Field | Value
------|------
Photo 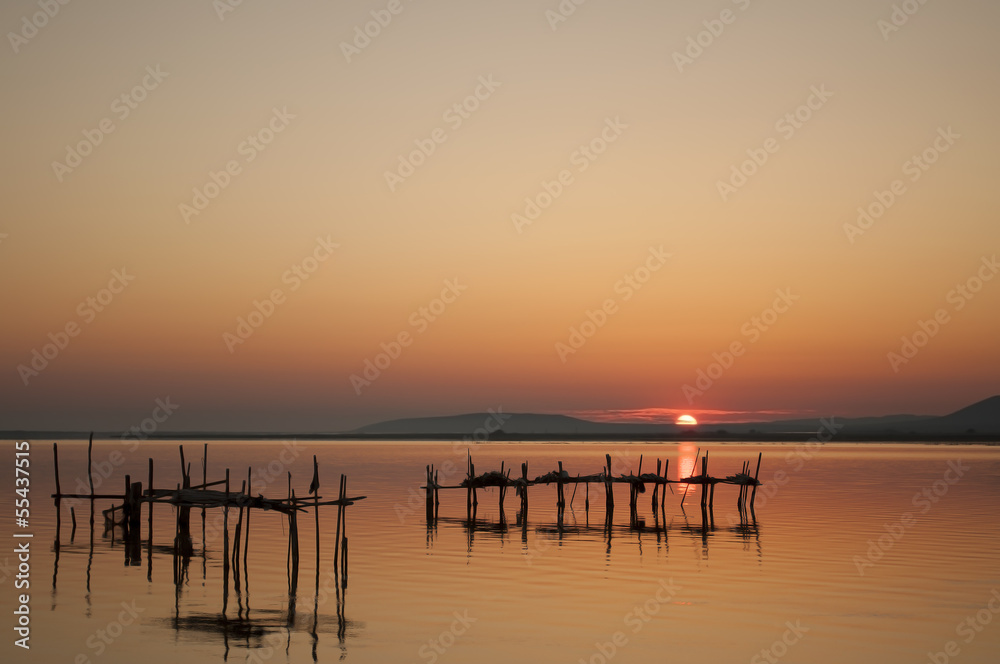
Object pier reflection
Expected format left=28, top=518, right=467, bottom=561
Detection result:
left=49, top=443, right=361, bottom=662
left=426, top=498, right=761, bottom=561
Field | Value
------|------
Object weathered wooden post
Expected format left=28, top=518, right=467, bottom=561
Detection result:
left=749, top=452, right=762, bottom=511
left=604, top=453, right=614, bottom=512
left=652, top=459, right=661, bottom=511
left=333, top=475, right=342, bottom=583
left=661, top=459, right=669, bottom=511
left=556, top=461, right=565, bottom=509
left=129, top=482, right=142, bottom=533
left=233, top=480, right=245, bottom=574
left=700, top=455, right=708, bottom=509
left=738, top=461, right=749, bottom=510
left=471, top=458, right=478, bottom=510
left=425, top=464, right=434, bottom=523
left=201, top=444, right=208, bottom=545
left=52, top=442, right=61, bottom=496
left=52, top=443, right=62, bottom=547
left=499, top=461, right=506, bottom=511
left=434, top=467, right=440, bottom=520
left=147, top=458, right=154, bottom=582
left=223, top=468, right=230, bottom=589
left=87, top=433, right=95, bottom=497
left=466, top=453, right=472, bottom=518
left=245, top=466, right=252, bottom=573
left=172, top=482, right=181, bottom=584
left=123, top=474, right=132, bottom=540
left=128, top=481, right=142, bottom=566
left=289, top=489, right=300, bottom=595
left=340, top=475, right=349, bottom=588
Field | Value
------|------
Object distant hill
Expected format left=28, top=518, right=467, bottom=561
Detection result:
left=916, top=395, right=1000, bottom=434
left=5, top=396, right=997, bottom=442
left=354, top=412, right=682, bottom=436
left=354, top=396, right=1000, bottom=438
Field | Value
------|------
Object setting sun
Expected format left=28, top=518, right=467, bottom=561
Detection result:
left=676, top=414, right=698, bottom=426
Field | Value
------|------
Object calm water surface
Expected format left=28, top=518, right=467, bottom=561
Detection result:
left=1, top=440, right=998, bottom=663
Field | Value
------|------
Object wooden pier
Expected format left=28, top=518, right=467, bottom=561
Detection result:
left=422, top=450, right=763, bottom=524
left=49, top=436, right=364, bottom=653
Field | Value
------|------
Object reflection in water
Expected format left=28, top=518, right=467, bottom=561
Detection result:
left=49, top=474, right=358, bottom=662
left=426, top=447, right=763, bottom=562
left=678, top=442, right=698, bottom=496
left=26, top=441, right=1000, bottom=664
left=427, top=495, right=761, bottom=561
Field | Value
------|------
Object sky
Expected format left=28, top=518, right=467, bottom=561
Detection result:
left=1, top=0, right=998, bottom=432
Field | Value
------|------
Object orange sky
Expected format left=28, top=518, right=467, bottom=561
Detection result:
left=1, top=1, right=998, bottom=431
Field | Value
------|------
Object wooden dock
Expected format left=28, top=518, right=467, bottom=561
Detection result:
left=49, top=436, right=364, bottom=641
left=422, top=450, right=763, bottom=524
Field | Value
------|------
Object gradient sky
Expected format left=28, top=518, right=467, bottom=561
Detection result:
left=2, top=0, right=998, bottom=432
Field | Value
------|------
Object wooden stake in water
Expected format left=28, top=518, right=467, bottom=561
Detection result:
left=312, top=456, right=320, bottom=577
left=605, top=453, right=614, bottom=511
left=244, top=466, right=251, bottom=575
left=223, top=469, right=230, bottom=594
left=53, top=442, right=61, bottom=496
left=750, top=452, right=762, bottom=511
left=340, top=475, right=349, bottom=587
left=652, top=459, right=661, bottom=511
left=179, top=445, right=187, bottom=486
left=87, top=433, right=94, bottom=497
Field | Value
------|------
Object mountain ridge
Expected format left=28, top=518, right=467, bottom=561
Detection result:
left=354, top=395, right=1000, bottom=436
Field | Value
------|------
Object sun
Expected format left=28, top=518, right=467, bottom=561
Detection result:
left=676, top=414, right=698, bottom=426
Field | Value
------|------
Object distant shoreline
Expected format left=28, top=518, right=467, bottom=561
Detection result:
left=3, top=431, right=998, bottom=444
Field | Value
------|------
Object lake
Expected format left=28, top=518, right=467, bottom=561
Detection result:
left=2, top=439, right=999, bottom=663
